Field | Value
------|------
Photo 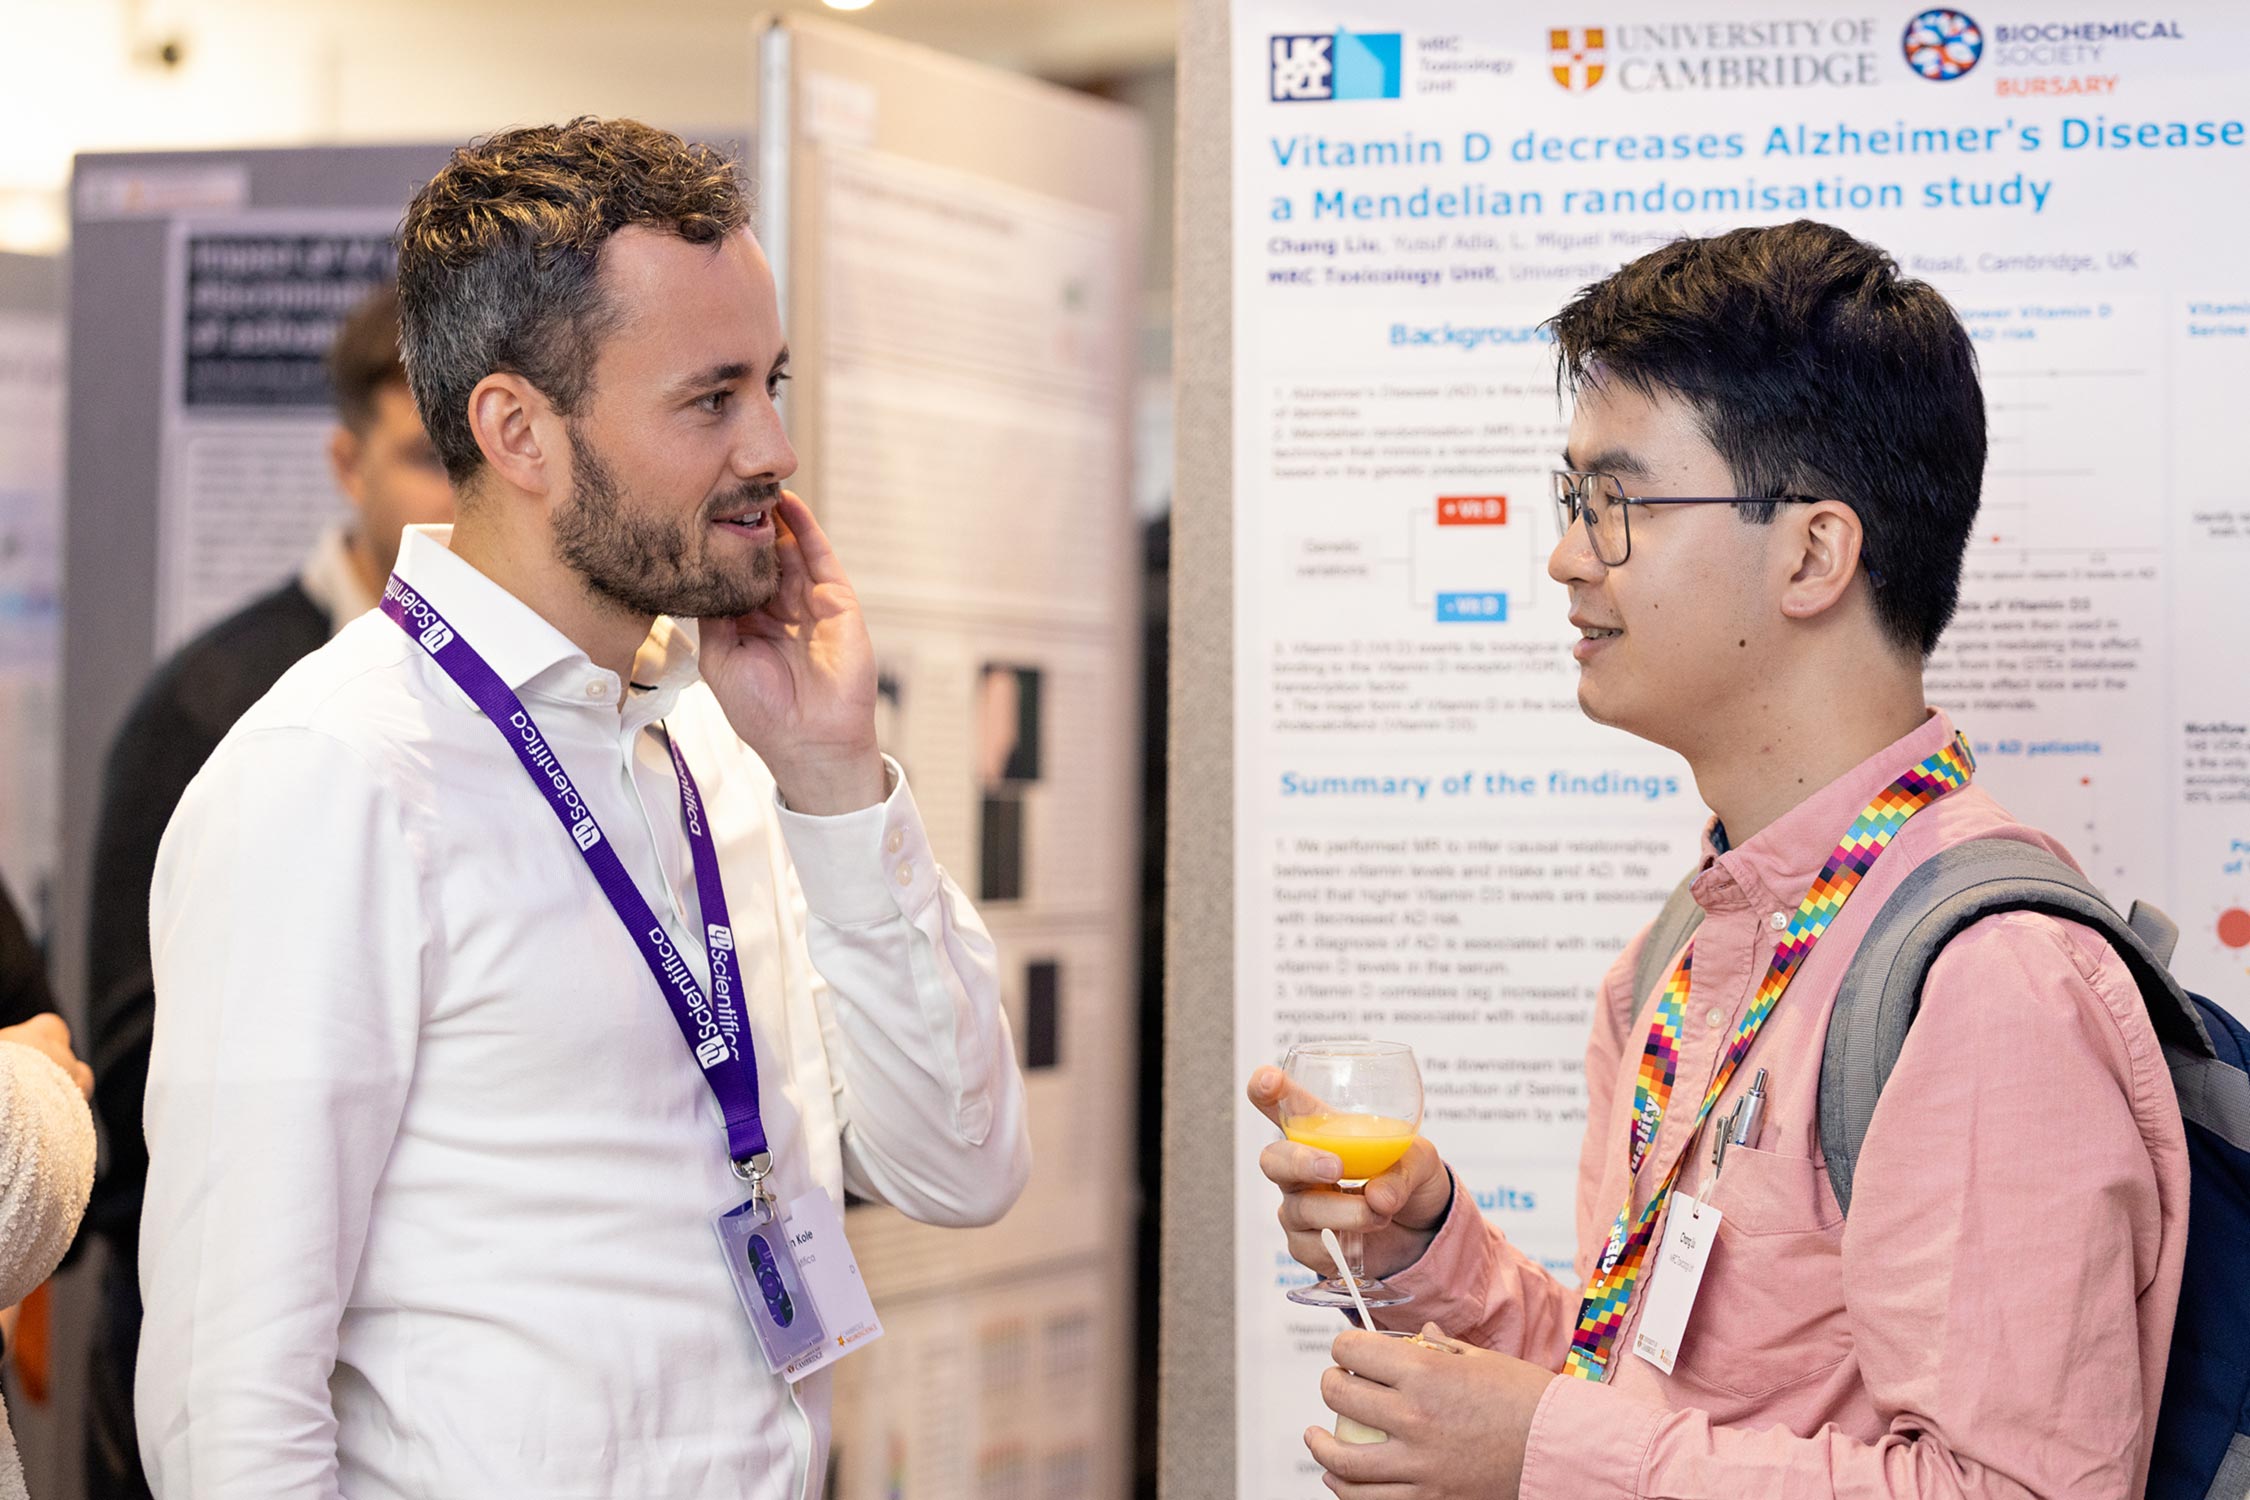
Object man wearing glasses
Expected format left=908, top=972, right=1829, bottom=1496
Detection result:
left=1254, top=219, right=2186, bottom=1498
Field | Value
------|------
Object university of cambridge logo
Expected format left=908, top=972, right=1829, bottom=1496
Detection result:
left=1549, top=27, right=1606, bottom=90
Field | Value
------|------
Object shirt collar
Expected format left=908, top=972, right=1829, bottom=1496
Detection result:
left=1692, top=707, right=1962, bottom=916
left=390, top=525, right=703, bottom=718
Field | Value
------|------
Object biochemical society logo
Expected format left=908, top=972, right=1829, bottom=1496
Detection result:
left=1903, top=9, right=1984, bottom=78
left=1900, top=9, right=2187, bottom=95
left=1539, top=13, right=2182, bottom=96
left=1270, top=31, right=1403, bottom=101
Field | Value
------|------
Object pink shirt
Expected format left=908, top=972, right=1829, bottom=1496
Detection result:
left=1386, top=711, right=2189, bottom=1498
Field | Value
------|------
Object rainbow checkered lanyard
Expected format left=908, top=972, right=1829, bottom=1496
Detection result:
left=1564, top=734, right=1976, bottom=1381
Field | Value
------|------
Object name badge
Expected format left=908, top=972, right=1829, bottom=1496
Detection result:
left=712, top=1187, right=883, bottom=1383
left=1630, top=1191, right=1721, bottom=1376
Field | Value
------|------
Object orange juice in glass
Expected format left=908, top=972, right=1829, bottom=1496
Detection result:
left=1277, top=1040, right=1423, bottom=1309
left=1282, top=1112, right=1419, bottom=1182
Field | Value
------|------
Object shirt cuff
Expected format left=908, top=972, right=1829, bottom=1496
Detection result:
left=1384, top=1170, right=1473, bottom=1300
left=1517, top=1370, right=1664, bottom=1500
left=774, top=756, right=939, bottom=927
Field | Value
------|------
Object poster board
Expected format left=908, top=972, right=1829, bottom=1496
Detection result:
left=755, top=18, right=1148, bottom=1500
left=1169, top=0, right=2250, bottom=1493
left=57, top=143, right=453, bottom=1038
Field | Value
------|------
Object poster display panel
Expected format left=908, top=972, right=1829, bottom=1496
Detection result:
left=1229, top=2, right=2250, bottom=1489
left=761, top=21, right=1147, bottom=1499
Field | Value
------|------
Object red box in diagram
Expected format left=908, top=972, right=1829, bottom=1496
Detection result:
left=1437, top=495, right=1507, bottom=526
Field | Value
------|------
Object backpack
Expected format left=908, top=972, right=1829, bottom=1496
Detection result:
left=1633, top=838, right=2250, bottom=1500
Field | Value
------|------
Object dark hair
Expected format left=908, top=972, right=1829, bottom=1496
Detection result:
left=1548, top=220, right=1984, bottom=656
left=395, top=117, right=749, bottom=485
left=326, top=282, right=406, bottom=434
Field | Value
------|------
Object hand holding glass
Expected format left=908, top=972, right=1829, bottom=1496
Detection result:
left=1277, top=1039, right=1423, bottom=1310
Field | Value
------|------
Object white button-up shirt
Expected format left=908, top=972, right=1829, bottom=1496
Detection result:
left=138, top=526, right=1030, bottom=1500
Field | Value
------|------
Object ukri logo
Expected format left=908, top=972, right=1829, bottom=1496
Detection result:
left=1270, top=31, right=1403, bottom=101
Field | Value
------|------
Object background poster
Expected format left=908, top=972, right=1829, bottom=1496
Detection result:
left=1229, top=2, right=2250, bottom=1490
left=0, top=309, right=64, bottom=923
left=157, top=213, right=397, bottom=652
left=820, top=144, right=1137, bottom=1498
left=775, top=32, right=1148, bottom=1486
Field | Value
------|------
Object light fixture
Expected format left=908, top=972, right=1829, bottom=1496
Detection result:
left=822, top=0, right=875, bottom=10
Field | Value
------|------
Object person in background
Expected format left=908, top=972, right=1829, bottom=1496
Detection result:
left=80, top=283, right=453, bottom=1500
left=136, top=118, right=1029, bottom=1499
left=0, top=879, right=54, bottom=1032
left=0, top=1000, right=96, bottom=1500
left=0, top=875, right=74, bottom=1398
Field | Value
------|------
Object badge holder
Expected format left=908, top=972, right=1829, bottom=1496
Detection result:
left=712, top=1153, right=830, bottom=1378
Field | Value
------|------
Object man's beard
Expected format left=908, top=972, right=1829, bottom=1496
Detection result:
left=553, top=424, right=780, bottom=620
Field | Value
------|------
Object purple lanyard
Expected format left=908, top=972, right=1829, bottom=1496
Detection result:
left=380, top=574, right=769, bottom=1177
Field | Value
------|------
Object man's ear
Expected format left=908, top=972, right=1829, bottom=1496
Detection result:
left=326, top=425, right=365, bottom=508
left=465, top=373, right=560, bottom=497
left=1777, top=500, right=1866, bottom=623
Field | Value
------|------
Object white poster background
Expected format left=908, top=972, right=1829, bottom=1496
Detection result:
left=1230, top=3, right=2250, bottom=1491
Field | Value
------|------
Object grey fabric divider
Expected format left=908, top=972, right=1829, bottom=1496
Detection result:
left=1159, top=0, right=1237, bottom=1495
left=0, top=252, right=62, bottom=314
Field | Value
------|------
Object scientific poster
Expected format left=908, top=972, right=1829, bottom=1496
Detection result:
left=811, top=141, right=1143, bottom=1500
left=156, top=213, right=398, bottom=652
left=1230, top=3, right=2250, bottom=1490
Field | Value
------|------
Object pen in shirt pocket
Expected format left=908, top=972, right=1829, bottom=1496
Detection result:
left=1709, top=1067, right=1769, bottom=1179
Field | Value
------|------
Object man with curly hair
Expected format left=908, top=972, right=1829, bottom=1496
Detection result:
left=137, top=118, right=1031, bottom=1500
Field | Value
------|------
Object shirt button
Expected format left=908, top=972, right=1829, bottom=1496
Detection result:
left=1769, top=911, right=1788, bottom=931
left=586, top=680, right=609, bottom=700
left=895, top=861, right=914, bottom=887
left=1704, top=1006, right=1727, bottom=1029
left=886, top=830, right=905, bottom=856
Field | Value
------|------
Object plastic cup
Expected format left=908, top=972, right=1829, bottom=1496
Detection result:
left=1330, top=1329, right=1446, bottom=1445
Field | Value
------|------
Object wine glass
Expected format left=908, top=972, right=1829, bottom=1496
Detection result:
left=1277, top=1039, right=1423, bottom=1310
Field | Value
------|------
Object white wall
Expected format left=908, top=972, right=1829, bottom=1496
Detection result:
left=0, top=0, right=1176, bottom=254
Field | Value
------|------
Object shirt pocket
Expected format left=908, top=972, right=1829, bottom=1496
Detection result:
left=1667, top=1143, right=1850, bottom=1401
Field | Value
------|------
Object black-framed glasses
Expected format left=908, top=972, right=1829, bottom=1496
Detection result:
left=1550, top=471, right=1823, bottom=567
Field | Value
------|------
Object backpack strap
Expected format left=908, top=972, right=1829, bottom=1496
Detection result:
left=1820, top=838, right=2216, bottom=1215
left=2172, top=1051, right=2250, bottom=1156
left=1631, top=870, right=1707, bottom=1021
